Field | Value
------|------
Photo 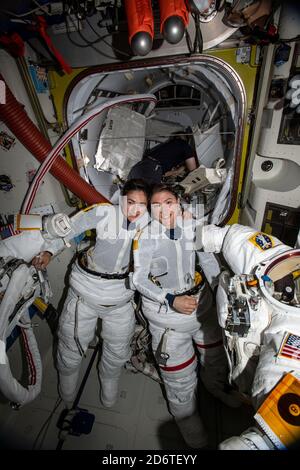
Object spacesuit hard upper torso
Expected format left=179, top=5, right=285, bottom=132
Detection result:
left=47, top=203, right=150, bottom=305
left=132, top=217, right=225, bottom=347
left=133, top=217, right=221, bottom=344
left=133, top=217, right=206, bottom=325
left=0, top=204, right=150, bottom=303
left=50, top=204, right=150, bottom=407
left=0, top=202, right=149, bottom=273
left=50, top=203, right=149, bottom=273
left=202, top=223, right=300, bottom=409
left=132, top=217, right=236, bottom=424
left=133, top=217, right=196, bottom=296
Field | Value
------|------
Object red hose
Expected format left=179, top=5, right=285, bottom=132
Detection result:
left=0, top=74, right=109, bottom=205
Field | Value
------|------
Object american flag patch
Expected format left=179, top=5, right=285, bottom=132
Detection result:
left=278, top=332, right=300, bottom=362
left=0, top=223, right=20, bottom=239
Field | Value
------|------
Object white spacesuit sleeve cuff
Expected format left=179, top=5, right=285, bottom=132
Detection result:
left=202, top=224, right=230, bottom=253
left=153, top=289, right=169, bottom=305
left=43, top=238, right=65, bottom=257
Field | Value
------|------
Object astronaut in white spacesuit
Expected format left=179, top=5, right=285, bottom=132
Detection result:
left=132, top=183, right=238, bottom=449
left=200, top=223, right=300, bottom=450
left=0, top=179, right=150, bottom=410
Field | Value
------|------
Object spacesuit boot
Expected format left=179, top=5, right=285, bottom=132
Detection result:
left=170, top=399, right=208, bottom=448
left=58, top=369, right=80, bottom=409
left=219, top=427, right=273, bottom=450
left=175, top=412, right=208, bottom=449
left=99, top=376, right=119, bottom=408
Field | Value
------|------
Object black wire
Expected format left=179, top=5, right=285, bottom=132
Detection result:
left=192, top=13, right=203, bottom=54
left=78, top=17, right=114, bottom=47
left=31, top=397, right=62, bottom=450
left=67, top=12, right=107, bottom=46
left=98, top=34, right=131, bottom=58
left=64, top=19, right=113, bottom=55
left=56, top=342, right=99, bottom=450
left=64, top=12, right=126, bottom=60
left=84, top=14, right=103, bottom=38
left=278, top=35, right=300, bottom=43
left=85, top=16, right=131, bottom=58
left=62, top=1, right=132, bottom=59
left=185, top=28, right=193, bottom=55
left=0, top=2, right=50, bottom=19
left=84, top=37, right=124, bottom=61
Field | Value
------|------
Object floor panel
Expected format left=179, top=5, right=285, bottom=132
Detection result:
left=0, top=347, right=254, bottom=450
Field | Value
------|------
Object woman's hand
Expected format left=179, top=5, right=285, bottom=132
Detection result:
left=31, top=251, right=52, bottom=270
left=173, top=295, right=198, bottom=315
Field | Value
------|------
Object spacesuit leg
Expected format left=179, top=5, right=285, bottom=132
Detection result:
left=219, top=427, right=272, bottom=450
left=150, top=325, right=208, bottom=448
left=252, top=332, right=300, bottom=410
left=195, top=286, right=240, bottom=408
left=98, top=300, right=135, bottom=407
left=57, top=288, right=98, bottom=407
left=219, top=329, right=300, bottom=450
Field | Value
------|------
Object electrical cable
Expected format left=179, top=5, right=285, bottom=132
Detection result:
left=85, top=15, right=131, bottom=58
left=62, top=1, right=131, bottom=58
left=32, top=0, right=54, bottom=16
left=192, top=12, right=203, bottom=53
left=56, top=341, right=99, bottom=450
left=0, top=2, right=52, bottom=19
left=278, top=35, right=300, bottom=43
left=66, top=12, right=108, bottom=46
left=64, top=12, right=124, bottom=60
left=31, top=397, right=62, bottom=450
left=185, top=28, right=193, bottom=54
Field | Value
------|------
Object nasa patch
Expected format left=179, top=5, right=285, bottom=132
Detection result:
left=248, top=232, right=274, bottom=251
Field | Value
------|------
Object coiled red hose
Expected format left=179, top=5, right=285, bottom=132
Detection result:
left=0, top=73, right=109, bottom=205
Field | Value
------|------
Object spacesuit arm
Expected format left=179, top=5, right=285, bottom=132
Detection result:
left=200, top=224, right=230, bottom=253
left=193, top=223, right=229, bottom=289
left=132, top=236, right=168, bottom=305
left=196, top=222, right=292, bottom=280
left=44, top=203, right=112, bottom=255
left=66, top=204, right=112, bottom=238
left=215, top=223, right=292, bottom=274
left=0, top=230, right=62, bottom=263
left=196, top=251, right=223, bottom=291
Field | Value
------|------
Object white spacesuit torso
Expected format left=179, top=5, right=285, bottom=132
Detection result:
left=202, top=223, right=300, bottom=449
left=48, top=203, right=150, bottom=274
left=133, top=216, right=198, bottom=305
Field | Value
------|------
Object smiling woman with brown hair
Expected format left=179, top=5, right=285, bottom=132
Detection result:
left=132, top=183, right=238, bottom=448
left=30, top=179, right=152, bottom=410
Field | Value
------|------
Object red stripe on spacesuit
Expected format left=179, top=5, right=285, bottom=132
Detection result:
left=195, top=339, right=223, bottom=349
left=21, top=328, right=36, bottom=385
left=160, top=353, right=196, bottom=371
